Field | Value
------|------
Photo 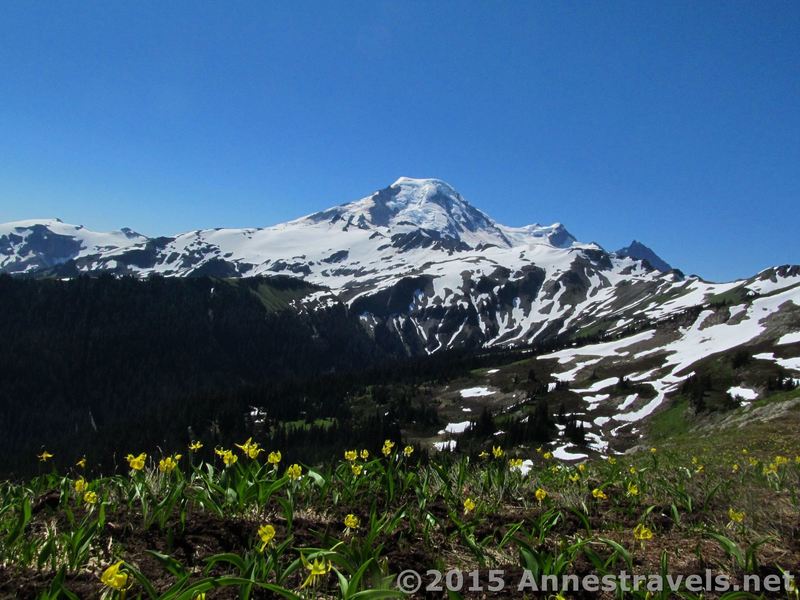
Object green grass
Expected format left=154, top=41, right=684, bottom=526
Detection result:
left=574, top=318, right=613, bottom=341
left=639, top=286, right=688, bottom=308
left=280, top=417, right=337, bottom=431
left=647, top=398, right=691, bottom=441
left=648, top=393, right=800, bottom=461
left=250, top=281, right=314, bottom=312
left=750, top=386, right=800, bottom=408
left=706, top=285, right=749, bottom=307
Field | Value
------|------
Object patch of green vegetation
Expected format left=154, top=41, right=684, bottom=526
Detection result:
left=281, top=417, right=337, bottom=431
left=749, top=385, right=800, bottom=409
left=653, top=400, right=800, bottom=461
left=573, top=319, right=612, bottom=340
left=4, top=415, right=799, bottom=598
left=642, top=286, right=688, bottom=307
left=488, top=355, right=533, bottom=372
left=648, top=397, right=690, bottom=441
left=249, top=281, right=313, bottom=312
left=469, top=366, right=499, bottom=377
left=699, top=353, right=736, bottom=381
left=706, top=284, right=748, bottom=307
left=642, top=386, right=800, bottom=466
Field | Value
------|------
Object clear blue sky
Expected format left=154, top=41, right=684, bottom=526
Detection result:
left=1, top=2, right=798, bottom=281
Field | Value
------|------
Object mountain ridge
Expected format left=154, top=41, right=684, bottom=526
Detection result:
left=0, top=177, right=587, bottom=274
left=2, top=178, right=798, bottom=359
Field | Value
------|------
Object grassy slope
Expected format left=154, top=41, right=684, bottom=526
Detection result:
left=1, top=395, right=798, bottom=599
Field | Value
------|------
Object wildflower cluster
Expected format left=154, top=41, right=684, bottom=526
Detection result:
left=3, top=434, right=797, bottom=598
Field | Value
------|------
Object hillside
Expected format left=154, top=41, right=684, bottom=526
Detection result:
left=0, top=275, right=398, bottom=477
left=0, top=398, right=797, bottom=598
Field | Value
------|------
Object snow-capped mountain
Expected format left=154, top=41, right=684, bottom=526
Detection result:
left=1, top=178, right=579, bottom=275
left=0, top=218, right=147, bottom=275
left=2, top=177, right=799, bottom=358
left=299, top=177, right=576, bottom=250
left=615, top=240, right=672, bottom=273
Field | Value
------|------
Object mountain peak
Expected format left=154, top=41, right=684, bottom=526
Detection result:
left=303, top=177, right=502, bottom=243
left=615, top=240, right=672, bottom=272
left=300, top=177, right=578, bottom=250
left=389, top=176, right=460, bottom=197
left=376, top=176, right=491, bottom=230
left=384, top=177, right=477, bottom=216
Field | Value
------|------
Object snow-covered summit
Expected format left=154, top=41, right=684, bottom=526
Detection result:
left=299, top=177, right=576, bottom=250
left=615, top=240, right=672, bottom=273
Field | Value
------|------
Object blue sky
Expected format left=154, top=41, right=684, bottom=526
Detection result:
left=1, top=2, right=798, bottom=281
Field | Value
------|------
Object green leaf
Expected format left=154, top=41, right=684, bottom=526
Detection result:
left=146, top=549, right=189, bottom=578
left=706, top=532, right=745, bottom=569
left=596, top=537, right=633, bottom=572
left=205, top=552, right=249, bottom=575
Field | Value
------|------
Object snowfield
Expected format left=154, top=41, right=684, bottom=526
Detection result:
left=778, top=331, right=800, bottom=345
left=552, top=445, right=589, bottom=461
left=728, top=386, right=759, bottom=402
left=440, top=421, right=472, bottom=434
left=459, top=387, right=495, bottom=398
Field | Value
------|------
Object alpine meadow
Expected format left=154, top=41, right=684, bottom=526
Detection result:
left=1, top=3, right=799, bottom=599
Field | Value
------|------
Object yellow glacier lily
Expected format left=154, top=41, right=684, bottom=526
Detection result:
left=126, top=453, right=146, bottom=471
left=100, top=561, right=129, bottom=591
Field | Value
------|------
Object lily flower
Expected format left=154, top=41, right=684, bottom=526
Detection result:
left=100, top=561, right=129, bottom=591
left=126, top=453, right=146, bottom=471
left=301, top=556, right=332, bottom=588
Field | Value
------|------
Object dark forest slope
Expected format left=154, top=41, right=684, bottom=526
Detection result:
left=0, top=275, right=387, bottom=476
